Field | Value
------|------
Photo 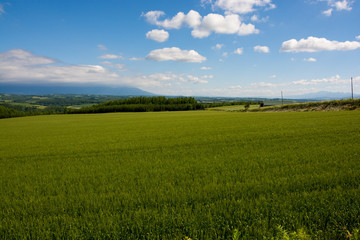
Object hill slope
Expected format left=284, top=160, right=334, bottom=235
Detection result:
left=249, top=99, right=360, bottom=112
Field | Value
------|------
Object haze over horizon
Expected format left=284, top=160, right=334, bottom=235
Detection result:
left=0, top=0, right=359, bottom=97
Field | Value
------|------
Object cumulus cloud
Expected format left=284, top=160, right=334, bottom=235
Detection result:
left=356, top=35, right=360, bottom=40
left=254, top=45, right=270, bottom=53
left=143, top=11, right=165, bottom=25
left=304, top=57, right=317, bottom=62
left=269, top=74, right=276, bottom=79
left=318, top=0, right=353, bottom=16
left=98, top=54, right=124, bottom=59
left=146, top=29, right=169, bottom=42
left=234, top=47, right=243, bottom=55
left=146, top=47, right=206, bottom=63
left=333, top=0, right=352, bottom=11
left=143, top=10, right=201, bottom=29
left=97, top=44, right=107, bottom=50
left=213, top=0, right=276, bottom=14
left=192, top=13, right=259, bottom=38
left=280, top=36, right=360, bottom=52
left=143, top=10, right=259, bottom=38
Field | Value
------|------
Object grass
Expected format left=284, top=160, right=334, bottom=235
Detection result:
left=1, top=111, right=360, bottom=239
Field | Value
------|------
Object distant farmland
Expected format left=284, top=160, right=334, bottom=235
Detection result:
left=1, top=111, right=359, bottom=239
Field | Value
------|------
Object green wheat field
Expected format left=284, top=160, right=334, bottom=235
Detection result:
left=1, top=111, right=360, bottom=239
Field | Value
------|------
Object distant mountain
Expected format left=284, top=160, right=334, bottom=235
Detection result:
left=287, top=91, right=359, bottom=100
left=0, top=84, right=155, bottom=96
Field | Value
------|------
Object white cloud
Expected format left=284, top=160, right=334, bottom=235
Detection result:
left=269, top=74, right=276, bottom=79
left=317, top=0, right=353, bottom=16
left=100, top=61, right=127, bottom=72
left=201, top=66, right=212, bottom=70
left=146, top=47, right=206, bottom=63
left=254, top=45, right=270, bottom=53
left=304, top=57, right=317, bottom=62
left=230, top=85, right=242, bottom=89
left=251, top=14, right=259, bottom=21
left=356, top=35, right=360, bottom=40
left=143, top=10, right=201, bottom=29
left=143, top=10, right=259, bottom=38
left=291, top=74, right=347, bottom=85
left=98, top=54, right=123, bottom=59
left=192, top=13, right=259, bottom=38
left=251, top=14, right=269, bottom=22
left=280, top=36, right=360, bottom=52
left=222, top=52, right=228, bottom=57
left=97, top=44, right=107, bottom=51
left=160, top=12, right=187, bottom=29
left=234, top=48, right=243, bottom=55
left=236, top=74, right=357, bottom=97
left=143, top=11, right=165, bottom=25
left=0, top=49, right=211, bottom=94
left=0, top=49, right=122, bottom=85
left=201, top=75, right=214, bottom=79
left=333, top=0, right=352, bottom=11
left=186, top=75, right=209, bottom=84
left=146, top=29, right=169, bottom=42
left=193, top=13, right=241, bottom=37
left=212, top=43, right=224, bottom=50
left=0, top=49, right=56, bottom=66
left=129, top=57, right=144, bottom=61
left=185, top=10, right=203, bottom=28
left=213, top=0, right=276, bottom=14
left=322, top=8, right=333, bottom=16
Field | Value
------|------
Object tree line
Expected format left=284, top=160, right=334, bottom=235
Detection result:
left=1, top=97, right=206, bottom=118
left=68, top=97, right=204, bottom=114
left=0, top=104, right=66, bottom=119
left=1, top=96, right=264, bottom=119
left=99, top=96, right=198, bottom=106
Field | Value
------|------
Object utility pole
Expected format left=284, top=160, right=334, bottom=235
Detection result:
left=351, top=77, right=354, bottom=99
left=281, top=91, right=284, bottom=105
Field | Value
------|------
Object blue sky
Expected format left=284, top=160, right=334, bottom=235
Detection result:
left=0, top=0, right=359, bottom=97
